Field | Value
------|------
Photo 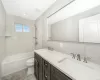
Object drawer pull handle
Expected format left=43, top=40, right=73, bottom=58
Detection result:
left=45, top=75, right=48, bottom=80
left=45, top=63, right=48, bottom=66
left=45, top=75, right=47, bottom=78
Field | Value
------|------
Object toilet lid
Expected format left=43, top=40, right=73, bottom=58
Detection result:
left=27, top=58, right=34, bottom=63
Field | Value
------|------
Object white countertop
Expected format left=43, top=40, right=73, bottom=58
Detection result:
left=34, top=49, right=100, bottom=80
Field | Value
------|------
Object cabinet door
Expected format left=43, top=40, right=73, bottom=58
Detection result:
left=34, top=53, right=43, bottom=80
left=34, top=53, right=39, bottom=80
left=37, top=54, right=43, bottom=80
left=43, top=60, right=50, bottom=80
left=51, top=66, right=72, bottom=80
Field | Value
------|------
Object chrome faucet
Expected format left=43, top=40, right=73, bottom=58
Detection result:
left=83, top=57, right=91, bottom=63
left=70, top=53, right=76, bottom=59
left=48, top=47, right=54, bottom=51
left=76, top=54, right=81, bottom=61
left=83, top=57, right=87, bottom=63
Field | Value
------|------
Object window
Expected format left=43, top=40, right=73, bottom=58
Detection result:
left=15, top=24, right=23, bottom=32
left=15, top=24, right=30, bottom=32
left=23, top=25, right=30, bottom=32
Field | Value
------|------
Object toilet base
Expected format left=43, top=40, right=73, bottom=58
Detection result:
left=27, top=66, right=34, bottom=76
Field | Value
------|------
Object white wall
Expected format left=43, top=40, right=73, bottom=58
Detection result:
left=0, top=0, right=6, bottom=78
left=6, top=14, right=35, bottom=56
left=36, top=0, right=100, bottom=65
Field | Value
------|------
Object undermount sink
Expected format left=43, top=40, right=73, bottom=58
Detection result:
left=58, top=57, right=67, bottom=63
left=59, top=57, right=95, bottom=70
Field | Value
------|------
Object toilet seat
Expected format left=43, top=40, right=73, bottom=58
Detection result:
left=26, top=58, right=34, bottom=66
left=27, top=58, right=34, bottom=63
left=26, top=58, right=34, bottom=75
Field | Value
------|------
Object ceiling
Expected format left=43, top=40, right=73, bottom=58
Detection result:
left=1, top=0, right=56, bottom=20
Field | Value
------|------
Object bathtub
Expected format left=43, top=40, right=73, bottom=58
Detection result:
left=1, top=52, right=34, bottom=77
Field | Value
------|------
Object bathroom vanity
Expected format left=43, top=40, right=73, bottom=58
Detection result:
left=34, top=53, right=72, bottom=80
left=34, top=49, right=100, bottom=80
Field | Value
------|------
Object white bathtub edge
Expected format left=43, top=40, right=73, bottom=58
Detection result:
left=1, top=52, right=34, bottom=77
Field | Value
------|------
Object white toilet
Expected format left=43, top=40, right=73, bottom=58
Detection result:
left=26, top=58, right=34, bottom=75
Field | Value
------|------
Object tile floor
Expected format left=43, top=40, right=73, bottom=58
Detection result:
left=2, top=69, right=36, bottom=80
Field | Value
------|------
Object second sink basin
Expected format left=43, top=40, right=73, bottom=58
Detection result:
left=58, top=57, right=67, bottom=63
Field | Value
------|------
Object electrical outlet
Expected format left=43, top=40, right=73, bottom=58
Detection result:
left=60, top=43, right=63, bottom=48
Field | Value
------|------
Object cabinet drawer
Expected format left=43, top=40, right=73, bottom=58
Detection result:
left=43, top=60, right=50, bottom=72
left=51, top=66, right=72, bottom=80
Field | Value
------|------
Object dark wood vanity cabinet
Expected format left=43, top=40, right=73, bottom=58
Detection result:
left=34, top=52, right=72, bottom=80
left=34, top=53, right=43, bottom=80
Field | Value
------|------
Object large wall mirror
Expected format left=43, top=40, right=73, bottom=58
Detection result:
left=47, top=0, right=100, bottom=42
left=79, top=14, right=100, bottom=43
